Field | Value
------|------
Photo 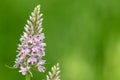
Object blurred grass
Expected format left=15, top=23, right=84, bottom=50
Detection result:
left=0, top=0, right=120, bottom=80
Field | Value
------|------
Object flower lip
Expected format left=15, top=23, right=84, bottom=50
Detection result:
left=38, top=65, right=45, bottom=72
left=28, top=57, right=37, bottom=64
left=19, top=66, right=30, bottom=75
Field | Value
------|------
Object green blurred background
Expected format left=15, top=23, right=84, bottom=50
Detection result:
left=0, top=0, right=120, bottom=80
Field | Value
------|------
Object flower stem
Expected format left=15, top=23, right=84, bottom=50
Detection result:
left=26, top=73, right=30, bottom=80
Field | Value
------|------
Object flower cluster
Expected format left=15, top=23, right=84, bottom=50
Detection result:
left=14, top=5, right=46, bottom=75
left=46, top=63, right=61, bottom=80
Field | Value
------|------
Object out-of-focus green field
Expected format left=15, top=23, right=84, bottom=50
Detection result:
left=0, top=0, right=120, bottom=80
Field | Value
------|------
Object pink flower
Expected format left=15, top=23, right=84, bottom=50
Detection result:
left=32, top=46, right=40, bottom=53
left=19, top=54, right=25, bottom=60
left=21, top=48, right=30, bottom=54
left=19, top=67, right=30, bottom=75
left=28, top=57, right=37, bottom=64
left=40, top=47, right=45, bottom=51
left=38, top=65, right=45, bottom=72
left=39, top=33, right=45, bottom=40
left=34, top=36, right=41, bottom=42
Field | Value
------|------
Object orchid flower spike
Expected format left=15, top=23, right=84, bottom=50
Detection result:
left=14, top=5, right=46, bottom=76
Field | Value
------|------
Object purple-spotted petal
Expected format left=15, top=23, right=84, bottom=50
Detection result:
left=38, top=65, right=45, bottom=72
left=32, top=46, right=40, bottom=53
left=19, top=67, right=27, bottom=75
left=28, top=57, right=37, bottom=64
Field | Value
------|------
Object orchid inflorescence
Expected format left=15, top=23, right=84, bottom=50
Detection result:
left=13, top=5, right=61, bottom=80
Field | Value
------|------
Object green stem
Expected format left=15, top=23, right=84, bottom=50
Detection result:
left=26, top=73, right=30, bottom=80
